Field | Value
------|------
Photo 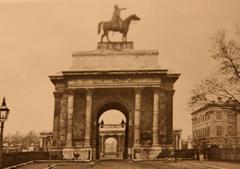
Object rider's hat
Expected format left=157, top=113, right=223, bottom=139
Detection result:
left=114, top=4, right=119, bottom=9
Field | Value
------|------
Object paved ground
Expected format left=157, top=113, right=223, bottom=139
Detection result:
left=18, top=160, right=240, bottom=169
left=54, top=160, right=240, bottom=169
left=18, top=163, right=49, bottom=169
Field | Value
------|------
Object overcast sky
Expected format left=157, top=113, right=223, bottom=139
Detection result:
left=0, top=0, right=239, bottom=138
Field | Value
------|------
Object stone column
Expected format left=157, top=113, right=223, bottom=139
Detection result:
left=152, top=88, right=160, bottom=146
left=237, top=112, right=240, bottom=136
left=166, top=90, right=174, bottom=144
left=52, top=91, right=62, bottom=147
left=59, top=94, right=67, bottom=146
left=101, top=135, right=104, bottom=157
left=175, top=135, right=179, bottom=150
left=84, top=89, right=93, bottom=147
left=133, top=88, right=142, bottom=147
left=66, top=89, right=74, bottom=147
left=178, top=135, right=182, bottom=150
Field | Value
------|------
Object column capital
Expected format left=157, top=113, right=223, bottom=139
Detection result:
left=153, top=87, right=161, bottom=94
left=53, top=91, right=63, bottom=98
left=85, top=88, right=94, bottom=95
left=134, top=87, right=143, bottom=94
left=167, top=90, right=175, bottom=96
left=66, top=89, right=75, bottom=95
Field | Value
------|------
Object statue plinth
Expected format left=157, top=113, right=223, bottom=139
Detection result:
left=70, top=42, right=160, bottom=71
left=98, top=41, right=134, bottom=50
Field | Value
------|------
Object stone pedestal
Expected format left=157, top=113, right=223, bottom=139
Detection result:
left=98, top=41, right=134, bottom=50
left=63, top=147, right=92, bottom=161
left=149, top=147, right=162, bottom=159
left=70, top=42, right=159, bottom=71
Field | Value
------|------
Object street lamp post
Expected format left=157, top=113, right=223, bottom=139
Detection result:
left=0, top=98, right=10, bottom=169
left=194, top=139, right=200, bottom=160
left=48, top=132, right=53, bottom=167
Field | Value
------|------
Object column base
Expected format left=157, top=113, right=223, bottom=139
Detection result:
left=133, top=144, right=141, bottom=147
left=63, top=147, right=92, bottom=161
left=149, top=146, right=162, bottom=159
left=49, top=148, right=63, bottom=160
left=152, top=144, right=160, bottom=147
left=132, top=146, right=141, bottom=159
left=84, top=144, right=91, bottom=148
left=132, top=145, right=174, bottom=160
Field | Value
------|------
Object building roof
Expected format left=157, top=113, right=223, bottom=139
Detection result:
left=191, top=98, right=240, bottom=115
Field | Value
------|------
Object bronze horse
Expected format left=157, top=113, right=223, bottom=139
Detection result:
left=98, top=14, right=140, bottom=42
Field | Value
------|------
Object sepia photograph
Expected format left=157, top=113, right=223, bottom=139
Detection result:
left=0, top=0, right=240, bottom=168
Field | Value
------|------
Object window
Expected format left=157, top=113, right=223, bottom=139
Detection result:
left=193, top=118, right=196, bottom=124
left=216, top=112, right=222, bottom=119
left=216, top=126, right=223, bottom=136
left=207, top=127, right=210, bottom=136
left=227, top=113, right=233, bottom=120
left=228, top=126, right=233, bottom=136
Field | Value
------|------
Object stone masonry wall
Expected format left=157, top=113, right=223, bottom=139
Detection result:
left=140, top=88, right=153, bottom=145
left=73, top=91, right=86, bottom=146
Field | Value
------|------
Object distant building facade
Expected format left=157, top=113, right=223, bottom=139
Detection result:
left=181, top=136, right=193, bottom=149
left=191, top=98, right=240, bottom=148
left=98, top=122, right=125, bottom=159
left=173, top=129, right=182, bottom=150
left=40, top=131, right=52, bottom=152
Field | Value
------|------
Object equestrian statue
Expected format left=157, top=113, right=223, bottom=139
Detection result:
left=98, top=5, right=140, bottom=42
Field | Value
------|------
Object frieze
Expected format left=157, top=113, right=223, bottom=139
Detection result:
left=68, top=78, right=161, bottom=88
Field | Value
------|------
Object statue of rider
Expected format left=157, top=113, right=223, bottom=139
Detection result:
left=112, top=4, right=126, bottom=29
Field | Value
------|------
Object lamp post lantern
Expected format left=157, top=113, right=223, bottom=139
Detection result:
left=121, top=119, right=125, bottom=128
left=100, top=120, right=104, bottom=128
left=0, top=97, right=10, bottom=169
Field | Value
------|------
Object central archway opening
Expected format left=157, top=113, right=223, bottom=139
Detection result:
left=104, top=137, right=117, bottom=158
left=96, top=103, right=129, bottom=160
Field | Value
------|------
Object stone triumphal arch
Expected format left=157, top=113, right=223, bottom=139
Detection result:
left=50, top=42, right=180, bottom=160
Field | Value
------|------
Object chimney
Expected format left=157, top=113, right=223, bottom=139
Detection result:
left=227, top=97, right=234, bottom=104
left=217, top=97, right=223, bottom=103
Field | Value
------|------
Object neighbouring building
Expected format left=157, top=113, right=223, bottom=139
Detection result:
left=191, top=97, right=240, bottom=148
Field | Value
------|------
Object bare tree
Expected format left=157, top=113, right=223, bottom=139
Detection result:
left=22, top=131, right=40, bottom=147
left=189, top=29, right=240, bottom=111
left=4, top=131, right=40, bottom=147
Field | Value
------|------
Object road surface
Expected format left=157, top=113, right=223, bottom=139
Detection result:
left=19, top=160, right=240, bottom=169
